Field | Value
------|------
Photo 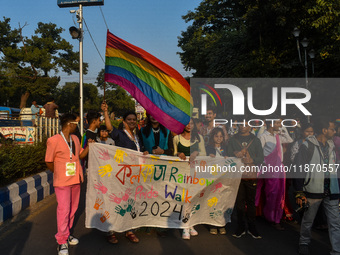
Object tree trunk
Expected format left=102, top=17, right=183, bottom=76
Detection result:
left=20, top=91, right=30, bottom=109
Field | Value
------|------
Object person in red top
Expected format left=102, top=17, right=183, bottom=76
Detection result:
left=45, top=113, right=93, bottom=255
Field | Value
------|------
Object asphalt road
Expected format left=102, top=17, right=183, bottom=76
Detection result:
left=0, top=182, right=333, bottom=255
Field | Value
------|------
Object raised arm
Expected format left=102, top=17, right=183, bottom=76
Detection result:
left=101, top=101, right=113, bottom=132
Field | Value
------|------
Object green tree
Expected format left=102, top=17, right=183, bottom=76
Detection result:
left=178, top=0, right=340, bottom=78
left=0, top=18, right=88, bottom=108
left=55, top=82, right=101, bottom=113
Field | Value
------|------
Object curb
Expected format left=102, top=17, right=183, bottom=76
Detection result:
left=0, top=170, right=54, bottom=223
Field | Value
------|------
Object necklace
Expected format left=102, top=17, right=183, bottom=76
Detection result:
left=152, top=128, right=160, bottom=134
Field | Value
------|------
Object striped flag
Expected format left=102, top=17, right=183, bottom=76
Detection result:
left=104, top=30, right=191, bottom=134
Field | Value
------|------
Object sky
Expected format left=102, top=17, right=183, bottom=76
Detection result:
left=2, top=0, right=200, bottom=89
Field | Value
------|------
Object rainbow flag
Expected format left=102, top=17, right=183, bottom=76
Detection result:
left=104, top=30, right=191, bottom=134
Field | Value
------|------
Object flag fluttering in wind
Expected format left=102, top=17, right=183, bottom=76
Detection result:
left=104, top=30, right=191, bottom=134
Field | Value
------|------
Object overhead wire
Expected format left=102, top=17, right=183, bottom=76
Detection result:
left=83, top=17, right=105, bottom=64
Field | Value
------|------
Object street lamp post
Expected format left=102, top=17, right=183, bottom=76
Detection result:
left=292, top=27, right=315, bottom=122
left=69, top=5, right=84, bottom=136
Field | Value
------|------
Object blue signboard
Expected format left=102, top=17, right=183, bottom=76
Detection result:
left=58, top=0, right=104, bottom=7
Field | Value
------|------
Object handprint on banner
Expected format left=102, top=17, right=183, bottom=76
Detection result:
left=126, top=198, right=135, bottom=213
left=209, top=208, right=223, bottom=219
left=122, top=188, right=132, bottom=201
left=225, top=158, right=237, bottom=167
left=114, top=149, right=127, bottom=163
left=211, top=182, right=223, bottom=193
left=98, top=148, right=110, bottom=161
left=191, top=204, right=201, bottom=214
left=94, top=181, right=108, bottom=194
left=190, top=160, right=197, bottom=168
left=100, top=211, right=110, bottom=223
left=94, top=198, right=104, bottom=210
left=98, top=164, right=113, bottom=177
left=207, top=197, right=218, bottom=207
left=109, top=193, right=122, bottom=204
left=210, top=164, right=219, bottom=176
left=115, top=205, right=127, bottom=216
left=130, top=207, right=137, bottom=219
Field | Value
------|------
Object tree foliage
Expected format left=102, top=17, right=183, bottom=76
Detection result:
left=54, top=82, right=101, bottom=113
left=0, top=18, right=88, bottom=108
left=178, top=0, right=340, bottom=78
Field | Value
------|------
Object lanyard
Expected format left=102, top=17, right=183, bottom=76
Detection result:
left=124, top=129, right=140, bottom=152
left=61, top=132, right=73, bottom=160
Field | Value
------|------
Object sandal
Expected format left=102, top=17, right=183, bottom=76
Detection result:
left=210, top=228, right=218, bottom=235
left=219, top=227, right=226, bottom=235
left=107, top=233, right=118, bottom=244
left=126, top=232, right=139, bottom=243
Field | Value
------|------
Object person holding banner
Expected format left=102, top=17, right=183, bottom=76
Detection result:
left=140, top=114, right=173, bottom=156
left=227, top=121, right=264, bottom=239
left=101, top=101, right=148, bottom=244
left=45, top=113, right=93, bottom=255
left=138, top=114, right=173, bottom=237
left=173, top=118, right=206, bottom=239
left=205, top=127, right=228, bottom=235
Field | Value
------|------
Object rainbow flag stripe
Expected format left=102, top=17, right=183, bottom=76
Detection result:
left=105, top=30, right=191, bottom=134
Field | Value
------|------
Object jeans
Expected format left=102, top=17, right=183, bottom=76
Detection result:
left=299, top=196, right=340, bottom=255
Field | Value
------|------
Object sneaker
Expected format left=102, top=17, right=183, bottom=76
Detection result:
left=232, top=227, right=246, bottom=238
left=68, top=235, right=79, bottom=245
left=210, top=228, right=218, bottom=235
left=182, top=229, right=190, bottom=240
left=247, top=225, right=262, bottom=239
left=58, top=243, right=68, bottom=255
left=189, top=227, right=198, bottom=236
left=298, top=244, right=310, bottom=255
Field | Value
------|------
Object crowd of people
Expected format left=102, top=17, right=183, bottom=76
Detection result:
left=45, top=103, right=340, bottom=255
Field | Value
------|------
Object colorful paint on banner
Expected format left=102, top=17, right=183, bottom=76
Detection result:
left=85, top=143, right=242, bottom=232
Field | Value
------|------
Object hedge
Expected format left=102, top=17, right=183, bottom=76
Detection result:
left=0, top=141, right=47, bottom=187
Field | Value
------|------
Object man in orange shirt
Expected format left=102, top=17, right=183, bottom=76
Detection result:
left=45, top=113, right=93, bottom=255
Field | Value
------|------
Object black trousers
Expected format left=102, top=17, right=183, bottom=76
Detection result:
left=235, top=179, right=257, bottom=227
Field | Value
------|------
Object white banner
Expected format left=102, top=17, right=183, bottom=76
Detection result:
left=85, top=143, right=242, bottom=232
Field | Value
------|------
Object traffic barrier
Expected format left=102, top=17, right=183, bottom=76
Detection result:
left=0, top=170, right=54, bottom=223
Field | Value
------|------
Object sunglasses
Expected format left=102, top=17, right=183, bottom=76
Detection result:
left=68, top=121, right=79, bottom=125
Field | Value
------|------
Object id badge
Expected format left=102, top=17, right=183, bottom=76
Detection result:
left=66, top=162, right=76, bottom=176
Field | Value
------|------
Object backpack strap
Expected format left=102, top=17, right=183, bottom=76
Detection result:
left=303, top=139, right=315, bottom=187
left=306, top=139, right=315, bottom=164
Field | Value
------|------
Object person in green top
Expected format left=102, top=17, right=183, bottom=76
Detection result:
left=227, top=120, right=264, bottom=239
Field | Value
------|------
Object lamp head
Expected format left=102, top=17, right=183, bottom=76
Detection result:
left=292, top=27, right=300, bottom=38
left=301, top=37, right=309, bottom=48
left=69, top=26, right=81, bottom=39
left=308, top=49, right=315, bottom=59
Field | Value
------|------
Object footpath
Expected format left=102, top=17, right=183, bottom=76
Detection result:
left=0, top=179, right=332, bottom=255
